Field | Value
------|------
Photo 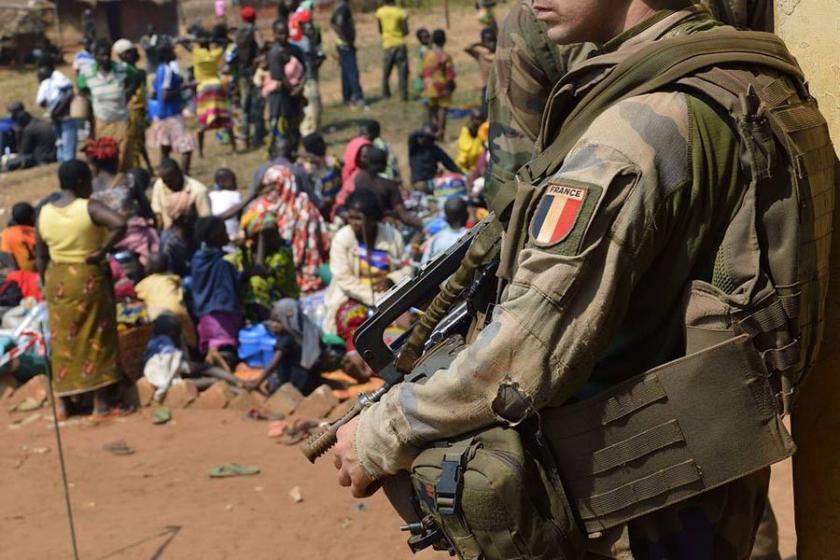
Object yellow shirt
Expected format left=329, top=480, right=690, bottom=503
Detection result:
left=193, top=46, right=224, bottom=84
left=455, top=126, right=486, bottom=173
left=38, top=199, right=105, bottom=263
left=150, top=175, right=212, bottom=230
left=375, top=6, right=407, bottom=49
left=135, top=273, right=187, bottom=314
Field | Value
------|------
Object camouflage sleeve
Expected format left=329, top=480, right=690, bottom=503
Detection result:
left=356, top=92, right=701, bottom=478
left=484, top=0, right=595, bottom=216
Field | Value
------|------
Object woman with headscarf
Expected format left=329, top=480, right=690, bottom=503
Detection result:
left=244, top=298, right=323, bottom=395
left=36, top=160, right=127, bottom=421
left=240, top=164, right=329, bottom=292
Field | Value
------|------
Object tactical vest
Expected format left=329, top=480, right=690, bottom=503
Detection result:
left=500, top=30, right=837, bottom=535
left=395, top=31, right=835, bottom=558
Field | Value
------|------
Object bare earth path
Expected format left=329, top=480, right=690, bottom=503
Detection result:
left=2, top=406, right=795, bottom=560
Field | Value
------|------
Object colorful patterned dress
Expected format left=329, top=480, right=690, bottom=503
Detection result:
left=194, top=46, right=232, bottom=129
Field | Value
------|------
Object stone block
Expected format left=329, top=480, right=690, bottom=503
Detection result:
left=263, top=383, right=304, bottom=416
left=193, top=381, right=234, bottom=409
left=294, top=384, right=339, bottom=420
left=162, top=380, right=198, bottom=408
left=9, top=374, right=48, bottom=407
left=135, top=377, right=156, bottom=407
left=227, top=391, right=262, bottom=411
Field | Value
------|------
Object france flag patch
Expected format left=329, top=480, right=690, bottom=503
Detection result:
left=530, top=183, right=588, bottom=247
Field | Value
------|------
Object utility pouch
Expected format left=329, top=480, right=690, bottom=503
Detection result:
left=408, top=425, right=585, bottom=560
left=541, top=335, right=795, bottom=536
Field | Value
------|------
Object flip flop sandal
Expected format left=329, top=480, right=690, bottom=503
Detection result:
left=103, top=440, right=135, bottom=456
left=152, top=406, right=172, bottom=425
left=208, top=463, right=260, bottom=478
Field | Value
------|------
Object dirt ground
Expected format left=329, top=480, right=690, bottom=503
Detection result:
left=1, top=405, right=796, bottom=560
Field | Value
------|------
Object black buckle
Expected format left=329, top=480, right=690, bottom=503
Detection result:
left=435, top=451, right=468, bottom=515
left=402, top=516, right=451, bottom=554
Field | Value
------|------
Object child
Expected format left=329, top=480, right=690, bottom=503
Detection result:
left=455, top=108, right=488, bottom=174
left=421, top=30, right=456, bottom=140
left=209, top=168, right=243, bottom=242
left=465, top=27, right=497, bottom=107
left=244, top=299, right=324, bottom=395
left=413, top=28, right=431, bottom=99
left=135, top=252, right=197, bottom=349
left=191, top=216, right=242, bottom=370
left=0, top=203, right=37, bottom=271
left=229, top=213, right=300, bottom=322
left=143, top=314, right=243, bottom=402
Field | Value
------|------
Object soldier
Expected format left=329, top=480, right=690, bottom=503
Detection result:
left=333, top=1, right=833, bottom=559
left=484, top=0, right=772, bottom=217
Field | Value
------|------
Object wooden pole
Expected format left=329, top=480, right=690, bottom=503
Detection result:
left=444, top=0, right=450, bottom=28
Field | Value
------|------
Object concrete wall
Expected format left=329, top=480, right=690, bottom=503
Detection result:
left=777, top=1, right=840, bottom=558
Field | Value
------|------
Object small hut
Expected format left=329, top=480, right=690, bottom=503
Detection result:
left=0, top=0, right=54, bottom=65
left=57, top=0, right=179, bottom=43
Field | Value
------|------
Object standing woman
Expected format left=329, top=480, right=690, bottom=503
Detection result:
left=36, top=160, right=127, bottom=421
left=183, top=29, right=237, bottom=157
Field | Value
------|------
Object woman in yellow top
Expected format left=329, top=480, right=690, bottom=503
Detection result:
left=36, top=160, right=127, bottom=421
left=181, top=28, right=237, bottom=157
left=455, top=109, right=488, bottom=173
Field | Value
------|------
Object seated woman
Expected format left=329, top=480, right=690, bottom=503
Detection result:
left=241, top=164, right=329, bottom=292
left=323, top=188, right=412, bottom=378
left=230, top=212, right=299, bottom=322
left=191, top=216, right=242, bottom=370
left=244, top=299, right=324, bottom=396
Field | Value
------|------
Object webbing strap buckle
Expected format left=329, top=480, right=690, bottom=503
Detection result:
left=435, top=449, right=469, bottom=516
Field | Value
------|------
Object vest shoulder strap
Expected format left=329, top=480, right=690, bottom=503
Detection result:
left=524, top=30, right=805, bottom=183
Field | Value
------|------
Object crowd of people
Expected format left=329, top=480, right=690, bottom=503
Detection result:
left=0, top=1, right=500, bottom=420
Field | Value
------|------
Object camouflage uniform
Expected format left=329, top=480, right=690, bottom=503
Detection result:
left=484, top=0, right=773, bottom=217
left=357, top=8, right=781, bottom=559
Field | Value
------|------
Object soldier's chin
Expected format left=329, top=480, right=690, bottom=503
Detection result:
left=545, top=25, right=577, bottom=45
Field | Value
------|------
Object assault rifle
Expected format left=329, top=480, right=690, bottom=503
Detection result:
left=301, top=215, right=502, bottom=463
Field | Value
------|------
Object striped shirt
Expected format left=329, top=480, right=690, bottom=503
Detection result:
left=77, top=62, right=137, bottom=122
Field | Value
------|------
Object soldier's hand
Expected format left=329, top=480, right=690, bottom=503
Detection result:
left=334, top=417, right=380, bottom=498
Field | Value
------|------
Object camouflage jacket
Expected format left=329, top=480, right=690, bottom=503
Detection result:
left=484, top=0, right=773, bottom=216
left=356, top=9, right=754, bottom=479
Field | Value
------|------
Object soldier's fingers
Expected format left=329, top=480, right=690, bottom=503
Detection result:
left=351, top=478, right=381, bottom=499
left=333, top=454, right=342, bottom=470
left=337, top=466, right=352, bottom=488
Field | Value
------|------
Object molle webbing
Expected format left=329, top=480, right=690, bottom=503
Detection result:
left=542, top=335, right=795, bottom=534
left=528, top=31, right=803, bottom=182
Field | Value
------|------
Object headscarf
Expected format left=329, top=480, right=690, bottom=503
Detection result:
left=164, top=191, right=196, bottom=223
left=270, top=298, right=321, bottom=369
left=340, top=136, right=372, bottom=185
left=240, top=6, right=256, bottom=22
left=82, top=137, right=120, bottom=162
left=240, top=164, right=330, bottom=292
